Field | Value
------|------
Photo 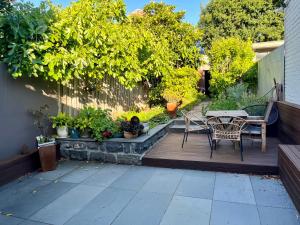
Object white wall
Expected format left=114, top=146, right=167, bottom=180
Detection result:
left=284, top=0, right=300, bottom=105
left=257, top=45, right=284, bottom=97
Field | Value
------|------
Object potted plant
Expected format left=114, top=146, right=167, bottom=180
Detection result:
left=51, top=112, right=70, bottom=138
left=29, top=104, right=57, bottom=172
left=121, top=116, right=144, bottom=139
left=162, top=89, right=182, bottom=118
left=69, top=117, right=80, bottom=139
left=75, top=107, right=95, bottom=138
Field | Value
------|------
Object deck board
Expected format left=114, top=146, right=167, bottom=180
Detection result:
left=142, top=133, right=280, bottom=174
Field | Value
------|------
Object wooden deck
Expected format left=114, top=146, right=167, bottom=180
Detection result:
left=143, top=133, right=281, bottom=174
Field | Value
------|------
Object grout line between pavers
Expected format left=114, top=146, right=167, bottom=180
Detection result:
left=208, top=171, right=217, bottom=225
left=249, top=174, right=263, bottom=225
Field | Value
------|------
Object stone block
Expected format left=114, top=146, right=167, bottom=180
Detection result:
left=86, top=142, right=98, bottom=150
left=105, top=142, right=125, bottom=153
left=89, top=151, right=106, bottom=161
left=68, top=150, right=88, bottom=161
left=73, top=142, right=87, bottom=150
left=117, top=154, right=141, bottom=165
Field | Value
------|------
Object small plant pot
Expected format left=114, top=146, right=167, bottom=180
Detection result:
left=70, top=128, right=80, bottom=139
left=113, top=133, right=123, bottom=138
left=142, top=123, right=150, bottom=134
left=124, top=131, right=138, bottom=139
left=81, top=128, right=91, bottom=138
left=57, top=126, right=68, bottom=138
left=167, top=102, right=178, bottom=118
left=38, top=142, right=57, bottom=172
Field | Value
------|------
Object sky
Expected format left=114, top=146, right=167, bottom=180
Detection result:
left=28, top=0, right=209, bottom=25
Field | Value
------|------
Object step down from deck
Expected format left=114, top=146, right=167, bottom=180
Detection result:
left=170, top=118, right=207, bottom=133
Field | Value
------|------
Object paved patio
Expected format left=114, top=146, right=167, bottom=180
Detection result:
left=0, top=161, right=299, bottom=225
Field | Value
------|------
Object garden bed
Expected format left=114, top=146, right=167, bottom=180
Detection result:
left=56, top=121, right=172, bottom=165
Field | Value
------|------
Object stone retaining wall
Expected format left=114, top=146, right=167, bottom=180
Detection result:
left=57, top=122, right=171, bottom=165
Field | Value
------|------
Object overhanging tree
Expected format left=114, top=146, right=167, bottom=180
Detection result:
left=208, top=37, right=255, bottom=94
left=199, top=0, right=284, bottom=48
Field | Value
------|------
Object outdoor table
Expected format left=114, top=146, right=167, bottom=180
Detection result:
left=205, top=110, right=249, bottom=118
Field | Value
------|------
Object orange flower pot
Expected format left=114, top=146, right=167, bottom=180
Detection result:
left=167, top=102, right=178, bottom=118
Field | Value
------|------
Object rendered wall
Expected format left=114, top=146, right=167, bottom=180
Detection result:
left=0, top=65, right=58, bottom=160
left=257, top=45, right=284, bottom=97
left=284, top=0, right=300, bottom=105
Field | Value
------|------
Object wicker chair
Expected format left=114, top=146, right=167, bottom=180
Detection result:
left=181, top=111, right=212, bottom=149
left=208, top=117, right=247, bottom=161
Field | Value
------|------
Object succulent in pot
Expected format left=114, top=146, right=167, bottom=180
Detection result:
left=121, top=116, right=144, bottom=139
left=51, top=112, right=71, bottom=138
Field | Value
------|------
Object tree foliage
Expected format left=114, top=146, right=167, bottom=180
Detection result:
left=0, top=1, right=56, bottom=78
left=199, top=0, right=284, bottom=48
left=41, top=0, right=172, bottom=88
left=208, top=37, right=255, bottom=94
left=131, top=2, right=203, bottom=69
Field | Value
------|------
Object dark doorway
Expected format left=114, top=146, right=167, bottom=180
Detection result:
left=204, top=70, right=211, bottom=97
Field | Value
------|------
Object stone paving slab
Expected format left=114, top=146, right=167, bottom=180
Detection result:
left=175, top=170, right=215, bottom=199
left=110, top=166, right=157, bottom=191
left=111, top=191, right=172, bottom=225
left=0, top=162, right=299, bottom=225
left=59, top=162, right=104, bottom=183
left=31, top=184, right=105, bottom=225
left=0, top=178, right=51, bottom=210
left=141, top=168, right=183, bottom=194
left=210, top=200, right=261, bottom=225
left=160, top=196, right=212, bottom=225
left=251, top=175, right=296, bottom=209
left=2, top=181, right=75, bottom=218
left=64, top=187, right=136, bottom=225
left=83, top=164, right=130, bottom=187
left=258, top=206, right=300, bottom=225
left=213, top=173, right=256, bottom=205
left=34, top=161, right=82, bottom=181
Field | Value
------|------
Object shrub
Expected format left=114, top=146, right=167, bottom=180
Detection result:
left=161, top=67, right=201, bottom=105
left=203, top=83, right=267, bottom=113
left=208, top=37, right=256, bottom=94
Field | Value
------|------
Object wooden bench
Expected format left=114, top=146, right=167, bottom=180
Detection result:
left=278, top=145, right=300, bottom=212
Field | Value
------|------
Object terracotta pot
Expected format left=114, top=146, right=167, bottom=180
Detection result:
left=124, top=131, right=138, bottom=139
left=38, top=143, right=57, bottom=172
left=167, top=102, right=178, bottom=118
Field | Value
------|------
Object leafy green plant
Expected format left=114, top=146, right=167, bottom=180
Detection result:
left=208, top=37, right=256, bottom=94
left=89, top=108, right=118, bottom=141
left=0, top=1, right=56, bottom=78
left=199, top=0, right=284, bottom=48
left=162, top=89, right=182, bottom=103
left=120, top=106, right=165, bottom=122
left=161, top=67, right=201, bottom=105
left=74, top=107, right=95, bottom=132
left=51, top=112, right=70, bottom=128
left=203, top=83, right=267, bottom=113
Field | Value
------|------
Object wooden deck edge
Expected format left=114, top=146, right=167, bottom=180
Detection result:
left=0, top=150, right=41, bottom=186
left=142, top=157, right=278, bottom=175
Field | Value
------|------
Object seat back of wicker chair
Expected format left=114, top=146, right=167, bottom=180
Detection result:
left=211, top=123, right=243, bottom=141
